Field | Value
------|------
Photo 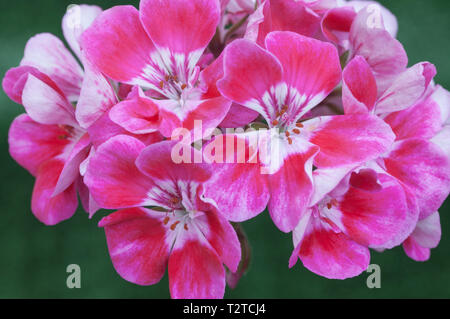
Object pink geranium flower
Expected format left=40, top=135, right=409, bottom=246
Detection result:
left=85, top=137, right=241, bottom=299
left=81, top=0, right=232, bottom=138
left=203, top=31, right=395, bottom=232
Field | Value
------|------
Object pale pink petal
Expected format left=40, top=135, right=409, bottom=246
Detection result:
left=75, top=54, right=117, bottom=129
left=32, top=159, right=78, bottom=225
left=21, top=74, right=77, bottom=127
left=84, top=135, right=154, bottom=209
left=383, top=139, right=450, bottom=220
left=20, top=33, right=83, bottom=101
left=62, top=4, right=103, bottom=60
left=348, top=0, right=398, bottom=37
left=375, top=62, right=436, bottom=114
left=402, top=237, right=430, bottom=262
left=99, top=208, right=170, bottom=285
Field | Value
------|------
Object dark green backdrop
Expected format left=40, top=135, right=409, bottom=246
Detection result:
left=0, top=0, right=449, bottom=298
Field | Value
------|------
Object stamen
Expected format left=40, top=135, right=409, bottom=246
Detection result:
left=163, top=216, right=170, bottom=225
left=169, top=197, right=180, bottom=205
left=285, top=131, right=290, bottom=137
left=170, top=221, right=180, bottom=231
left=165, top=75, right=170, bottom=82
left=272, top=120, right=279, bottom=126
left=181, top=84, right=187, bottom=90
left=292, top=128, right=300, bottom=134
left=326, top=203, right=332, bottom=210
left=296, top=123, right=304, bottom=128
left=287, top=137, right=293, bottom=145
left=159, top=81, right=164, bottom=89
left=184, top=224, right=189, bottom=231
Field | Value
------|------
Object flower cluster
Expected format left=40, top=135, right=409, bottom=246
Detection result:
left=3, top=0, right=450, bottom=298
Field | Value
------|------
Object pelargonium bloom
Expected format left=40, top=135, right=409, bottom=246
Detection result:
left=85, top=137, right=241, bottom=299
left=81, top=0, right=231, bottom=138
left=204, top=31, right=395, bottom=233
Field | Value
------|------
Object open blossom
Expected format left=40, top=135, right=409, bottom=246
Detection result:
left=85, top=138, right=240, bottom=298
left=81, top=0, right=231, bottom=138
left=205, top=31, right=394, bottom=233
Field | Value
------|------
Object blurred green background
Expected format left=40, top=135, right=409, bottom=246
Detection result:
left=0, top=0, right=449, bottom=299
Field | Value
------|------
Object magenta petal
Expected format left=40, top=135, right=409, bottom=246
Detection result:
left=140, top=0, right=220, bottom=56
left=20, top=33, right=83, bottom=101
left=337, top=173, right=410, bottom=247
left=307, top=114, right=395, bottom=168
left=81, top=5, right=157, bottom=86
left=342, top=56, right=377, bottom=114
left=321, top=6, right=356, bottom=46
left=99, top=208, right=170, bottom=285
left=298, top=214, right=370, bottom=279
left=32, top=159, right=78, bottom=225
left=168, top=226, right=225, bottom=299
left=84, top=135, right=154, bottom=209
left=267, top=139, right=319, bottom=233
left=217, top=39, right=283, bottom=116
left=195, top=210, right=241, bottom=273
left=265, top=31, right=341, bottom=114
left=110, top=87, right=161, bottom=134
left=8, top=114, right=71, bottom=176
left=219, top=103, right=260, bottom=128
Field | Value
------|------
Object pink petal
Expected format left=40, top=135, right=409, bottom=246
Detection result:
left=140, top=0, right=220, bottom=56
left=110, top=87, right=161, bottom=134
left=297, top=213, right=370, bottom=279
left=21, top=74, right=77, bottom=127
left=217, top=39, right=283, bottom=116
left=8, top=114, right=71, bottom=176
left=203, top=134, right=270, bottom=222
left=307, top=114, right=395, bottom=168
left=321, top=6, right=356, bottom=46
left=136, top=141, right=211, bottom=183
left=245, top=0, right=321, bottom=46
left=265, top=31, right=341, bottom=115
left=20, top=33, right=83, bottom=101
left=375, top=62, right=436, bottom=114
left=267, top=138, right=319, bottom=233
left=383, top=139, right=450, bottom=220
left=75, top=54, right=117, bottom=129
left=342, top=56, right=377, bottom=114
left=337, top=173, right=410, bottom=247
left=32, top=159, right=78, bottom=225
left=81, top=6, right=157, bottom=86
left=168, top=226, right=225, bottom=299
left=384, top=90, right=443, bottom=141
left=62, top=4, right=103, bottom=60
left=84, top=135, right=154, bottom=209
left=195, top=210, right=241, bottom=273
left=53, top=134, right=91, bottom=196
left=402, top=237, right=430, bottom=262
left=99, top=207, right=170, bottom=285
left=219, top=103, right=260, bottom=128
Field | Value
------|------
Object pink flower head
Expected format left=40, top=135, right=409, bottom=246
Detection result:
left=85, top=137, right=241, bottom=298
left=203, top=31, right=395, bottom=233
left=81, top=0, right=232, bottom=138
